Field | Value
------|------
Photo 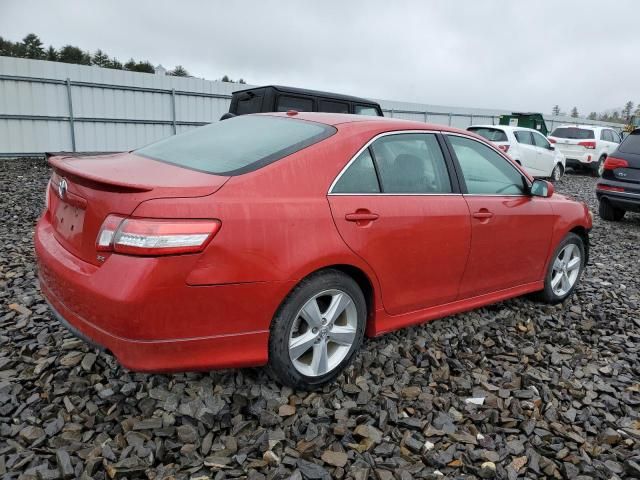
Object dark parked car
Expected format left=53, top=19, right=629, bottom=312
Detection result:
left=596, top=128, right=640, bottom=220
left=227, top=85, right=384, bottom=117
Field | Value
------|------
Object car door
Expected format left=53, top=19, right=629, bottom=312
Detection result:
left=328, top=132, right=471, bottom=315
left=444, top=134, right=555, bottom=298
left=531, top=131, right=556, bottom=176
left=513, top=131, right=541, bottom=175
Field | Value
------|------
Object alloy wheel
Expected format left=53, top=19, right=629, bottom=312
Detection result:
left=552, top=165, right=562, bottom=181
left=597, top=159, right=605, bottom=176
left=550, top=244, right=582, bottom=297
left=288, top=289, right=358, bottom=377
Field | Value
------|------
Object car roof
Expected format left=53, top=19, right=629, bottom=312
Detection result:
left=258, top=111, right=471, bottom=134
left=552, top=124, right=602, bottom=131
left=468, top=124, right=542, bottom=134
left=233, top=85, right=380, bottom=105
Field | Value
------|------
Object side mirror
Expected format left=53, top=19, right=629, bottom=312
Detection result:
left=548, top=144, right=555, bottom=150
left=530, top=179, right=554, bottom=198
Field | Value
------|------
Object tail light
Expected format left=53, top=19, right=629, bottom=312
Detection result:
left=97, top=215, right=221, bottom=256
left=603, top=157, right=629, bottom=170
left=45, top=180, right=52, bottom=212
left=578, top=141, right=596, bottom=149
left=548, top=138, right=556, bottom=143
left=498, top=144, right=510, bottom=153
left=597, top=184, right=624, bottom=192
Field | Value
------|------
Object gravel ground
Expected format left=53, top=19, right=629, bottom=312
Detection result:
left=1, top=158, right=639, bottom=480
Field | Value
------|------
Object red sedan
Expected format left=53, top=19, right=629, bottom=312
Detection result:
left=36, top=113, right=592, bottom=389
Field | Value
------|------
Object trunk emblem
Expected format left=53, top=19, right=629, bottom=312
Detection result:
left=58, top=178, right=68, bottom=199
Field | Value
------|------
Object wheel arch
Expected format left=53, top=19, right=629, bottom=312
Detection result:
left=275, top=263, right=379, bottom=336
left=569, top=225, right=590, bottom=265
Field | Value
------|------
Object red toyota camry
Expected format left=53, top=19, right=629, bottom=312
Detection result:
left=36, top=113, right=592, bottom=389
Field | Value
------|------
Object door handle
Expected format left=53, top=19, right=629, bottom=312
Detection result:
left=345, top=211, right=379, bottom=222
left=472, top=210, right=494, bottom=219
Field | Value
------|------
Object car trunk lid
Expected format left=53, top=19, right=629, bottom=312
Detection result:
left=47, top=152, right=229, bottom=265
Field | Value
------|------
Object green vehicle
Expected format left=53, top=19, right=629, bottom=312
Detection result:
left=499, top=113, right=549, bottom=136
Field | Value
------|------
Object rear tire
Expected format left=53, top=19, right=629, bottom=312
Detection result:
left=538, top=233, right=585, bottom=304
left=267, top=269, right=366, bottom=390
left=551, top=163, right=563, bottom=182
left=598, top=199, right=625, bottom=221
left=592, top=156, right=605, bottom=177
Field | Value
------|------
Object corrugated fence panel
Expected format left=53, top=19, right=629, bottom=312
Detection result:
left=0, top=56, right=626, bottom=156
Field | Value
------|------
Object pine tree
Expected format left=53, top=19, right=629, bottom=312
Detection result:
left=169, top=65, right=189, bottom=77
left=22, top=33, right=45, bottom=59
left=45, top=46, right=57, bottom=61
left=221, top=75, right=231, bottom=82
left=570, top=107, right=579, bottom=118
left=92, top=49, right=110, bottom=67
left=622, top=101, right=634, bottom=120
left=587, top=112, right=597, bottom=120
left=58, top=45, right=91, bottom=65
left=552, top=105, right=561, bottom=116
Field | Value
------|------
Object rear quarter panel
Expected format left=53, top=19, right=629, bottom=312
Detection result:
left=132, top=123, right=389, bottom=301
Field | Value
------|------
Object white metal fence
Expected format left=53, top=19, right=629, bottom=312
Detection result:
left=0, top=56, right=624, bottom=156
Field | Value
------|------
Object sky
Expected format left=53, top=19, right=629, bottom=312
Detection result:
left=1, top=0, right=638, bottom=115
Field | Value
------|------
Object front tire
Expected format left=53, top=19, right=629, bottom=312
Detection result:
left=539, top=233, right=585, bottom=304
left=598, top=199, right=625, bottom=221
left=267, top=269, right=366, bottom=390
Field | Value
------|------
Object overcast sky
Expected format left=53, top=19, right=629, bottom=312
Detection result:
left=1, top=0, right=638, bottom=114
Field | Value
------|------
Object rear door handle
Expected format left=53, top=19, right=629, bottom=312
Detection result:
left=345, top=212, right=379, bottom=222
left=472, top=210, right=494, bottom=219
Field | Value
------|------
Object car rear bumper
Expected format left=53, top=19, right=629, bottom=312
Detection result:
left=596, top=181, right=640, bottom=212
left=564, top=153, right=595, bottom=167
left=35, top=215, right=294, bottom=372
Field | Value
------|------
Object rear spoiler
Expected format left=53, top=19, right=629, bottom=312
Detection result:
left=46, top=152, right=153, bottom=192
left=44, top=151, right=120, bottom=161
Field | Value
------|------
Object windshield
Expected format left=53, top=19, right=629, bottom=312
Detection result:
left=468, top=127, right=508, bottom=142
left=550, top=127, right=595, bottom=140
left=135, top=115, right=336, bottom=175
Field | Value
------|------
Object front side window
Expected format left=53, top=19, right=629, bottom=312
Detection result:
left=448, top=135, right=526, bottom=195
left=514, top=131, right=534, bottom=145
left=370, top=134, right=452, bottom=193
left=276, top=95, right=313, bottom=112
left=532, top=132, right=550, bottom=149
left=136, top=115, right=335, bottom=175
left=355, top=105, right=380, bottom=116
left=332, top=149, right=380, bottom=193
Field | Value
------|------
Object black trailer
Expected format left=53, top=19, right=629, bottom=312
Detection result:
left=227, top=85, right=384, bottom=118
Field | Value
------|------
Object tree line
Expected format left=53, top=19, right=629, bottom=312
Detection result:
left=0, top=33, right=246, bottom=83
left=552, top=101, right=640, bottom=124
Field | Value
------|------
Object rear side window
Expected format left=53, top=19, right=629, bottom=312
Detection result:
left=135, top=115, right=335, bottom=175
left=467, top=127, right=508, bottom=142
left=319, top=100, right=349, bottom=114
left=551, top=127, right=595, bottom=140
left=332, top=149, right=380, bottom=193
left=235, top=92, right=263, bottom=115
left=370, top=134, right=452, bottom=193
left=514, top=131, right=534, bottom=145
left=276, top=95, right=313, bottom=112
left=355, top=105, right=380, bottom=116
left=619, top=131, right=640, bottom=154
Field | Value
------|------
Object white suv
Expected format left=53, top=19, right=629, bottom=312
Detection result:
left=467, top=125, right=566, bottom=180
left=547, top=125, right=621, bottom=176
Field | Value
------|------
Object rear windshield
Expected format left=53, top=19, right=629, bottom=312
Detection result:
left=467, top=127, right=508, bottom=142
left=550, top=127, right=595, bottom=140
left=135, top=115, right=335, bottom=175
left=619, top=131, right=640, bottom=154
